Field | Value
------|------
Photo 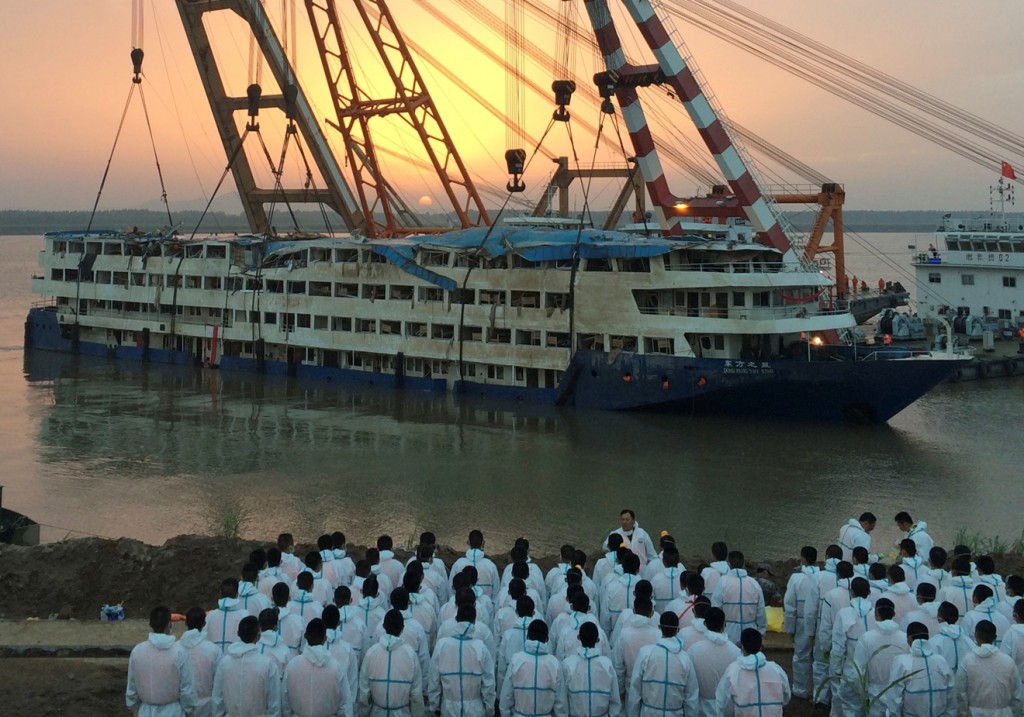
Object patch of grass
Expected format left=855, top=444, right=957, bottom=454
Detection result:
left=207, top=498, right=252, bottom=539
left=952, top=525, right=1022, bottom=556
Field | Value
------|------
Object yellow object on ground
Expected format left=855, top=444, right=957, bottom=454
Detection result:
left=765, top=606, right=784, bottom=633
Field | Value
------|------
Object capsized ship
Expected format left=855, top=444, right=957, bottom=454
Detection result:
left=25, top=0, right=970, bottom=422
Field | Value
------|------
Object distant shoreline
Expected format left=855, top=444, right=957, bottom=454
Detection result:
left=4, top=208, right=1011, bottom=235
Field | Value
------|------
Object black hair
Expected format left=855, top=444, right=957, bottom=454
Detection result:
left=801, top=546, right=818, bottom=564
left=383, top=609, right=404, bottom=637
left=937, top=601, right=959, bottom=625
left=238, top=615, right=260, bottom=643
left=579, top=622, right=599, bottom=648
left=527, top=619, right=548, bottom=642
left=185, top=606, right=206, bottom=631
left=740, top=628, right=762, bottom=654
left=711, top=542, right=728, bottom=561
left=704, top=607, right=726, bottom=633
left=305, top=618, right=327, bottom=645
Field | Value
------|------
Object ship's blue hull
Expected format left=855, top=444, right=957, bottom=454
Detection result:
left=25, top=307, right=963, bottom=423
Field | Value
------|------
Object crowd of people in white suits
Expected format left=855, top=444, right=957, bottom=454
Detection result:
left=125, top=509, right=1024, bottom=717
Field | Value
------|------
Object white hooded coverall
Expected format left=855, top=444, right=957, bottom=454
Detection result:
left=562, top=645, right=621, bottom=717
left=711, top=569, right=767, bottom=645
left=126, top=632, right=199, bottom=717
left=358, top=634, right=424, bottom=717
left=783, top=565, right=819, bottom=699
left=714, top=652, right=790, bottom=717
left=885, top=639, right=955, bottom=717
left=212, top=641, right=281, bottom=717
left=283, top=643, right=353, bottom=717
left=956, top=643, right=1024, bottom=717
left=499, top=639, right=567, bottom=717
left=428, top=623, right=496, bottom=717
left=688, top=630, right=741, bottom=717
left=627, top=636, right=700, bottom=717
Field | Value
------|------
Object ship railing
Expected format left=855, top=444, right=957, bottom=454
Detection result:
left=636, top=305, right=844, bottom=320
left=81, top=306, right=226, bottom=327
left=662, top=260, right=796, bottom=273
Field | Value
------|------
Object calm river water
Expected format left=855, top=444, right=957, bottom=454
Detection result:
left=1, top=234, right=1020, bottom=558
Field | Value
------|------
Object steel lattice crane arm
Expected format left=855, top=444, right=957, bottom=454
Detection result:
left=303, top=0, right=491, bottom=237
left=175, top=0, right=363, bottom=234
left=581, top=0, right=792, bottom=255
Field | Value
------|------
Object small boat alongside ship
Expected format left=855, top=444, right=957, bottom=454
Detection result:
left=0, top=486, right=39, bottom=546
left=912, top=166, right=1024, bottom=346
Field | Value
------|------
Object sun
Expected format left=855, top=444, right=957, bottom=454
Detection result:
left=418, top=195, right=433, bottom=207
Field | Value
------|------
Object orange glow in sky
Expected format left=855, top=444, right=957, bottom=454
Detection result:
left=2, top=1, right=1022, bottom=214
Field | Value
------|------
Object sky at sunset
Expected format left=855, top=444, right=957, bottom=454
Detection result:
left=2, top=1, right=1022, bottom=215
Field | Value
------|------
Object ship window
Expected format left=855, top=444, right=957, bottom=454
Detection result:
left=266, top=280, right=283, bottom=293
left=310, top=247, right=330, bottom=262
left=405, top=321, right=426, bottom=337
left=516, top=329, right=541, bottom=346
left=332, top=317, right=351, bottom=332
left=700, top=336, right=711, bottom=351
left=419, top=287, right=444, bottom=302
left=962, top=274, right=974, bottom=285
left=999, top=309, right=1012, bottom=320
left=420, top=250, right=449, bottom=267
left=585, top=257, right=613, bottom=272
left=488, top=328, right=511, bottom=344
left=999, top=241, right=1013, bottom=252
left=287, top=281, right=306, bottom=294
left=1004, top=276, right=1017, bottom=288
left=50, top=268, right=62, bottom=280
left=310, top=281, right=331, bottom=296
left=369, top=251, right=387, bottom=264
left=185, top=275, right=201, bottom=288
left=336, top=283, right=358, bottom=297
left=511, top=255, right=537, bottom=269
left=264, top=312, right=276, bottom=324
left=335, top=249, right=359, bottom=263
left=618, top=257, right=650, bottom=272
left=432, top=323, right=454, bottom=339
left=645, top=337, right=674, bottom=354
left=577, top=333, right=603, bottom=350
left=356, top=318, right=377, bottom=333
left=480, top=289, right=506, bottom=305
left=103, top=242, right=122, bottom=255
left=460, top=326, right=483, bottom=341
left=714, top=335, right=725, bottom=350
left=281, top=313, right=296, bottom=332
left=207, top=245, right=227, bottom=259
left=547, top=331, right=570, bottom=348
left=928, top=273, right=941, bottom=284
left=390, top=285, right=414, bottom=300
left=113, top=271, right=129, bottom=286
left=609, top=335, right=637, bottom=351
left=69, top=241, right=84, bottom=254
left=205, top=276, right=222, bottom=290
left=362, top=283, right=385, bottom=300
left=314, top=315, right=328, bottom=330
left=546, top=292, right=569, bottom=310
left=452, top=288, right=475, bottom=304
left=971, top=241, right=986, bottom=252
left=946, top=240, right=960, bottom=251
left=95, top=270, right=111, bottom=284
left=381, top=320, right=401, bottom=335
left=985, top=241, right=998, bottom=252
left=487, top=365, right=505, bottom=380
left=733, top=292, right=746, bottom=307
left=511, top=290, right=540, bottom=308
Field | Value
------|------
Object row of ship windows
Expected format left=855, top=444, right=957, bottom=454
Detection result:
left=63, top=298, right=674, bottom=353
left=928, top=273, right=1018, bottom=287
left=48, top=240, right=782, bottom=274
left=50, top=269, right=571, bottom=307
left=945, top=239, right=1024, bottom=252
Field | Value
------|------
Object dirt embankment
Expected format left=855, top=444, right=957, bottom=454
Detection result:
left=0, top=534, right=801, bottom=619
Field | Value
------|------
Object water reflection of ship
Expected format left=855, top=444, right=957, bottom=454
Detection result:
left=25, top=348, right=569, bottom=475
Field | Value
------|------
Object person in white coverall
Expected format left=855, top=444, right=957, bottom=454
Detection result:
left=609, top=509, right=658, bottom=569
left=359, top=609, right=424, bottom=717
left=885, top=623, right=955, bottom=717
left=499, top=619, right=567, bottom=717
left=962, top=585, right=1012, bottom=646
left=894, top=512, right=934, bottom=558
left=212, top=615, right=282, bottom=717
left=180, top=606, right=222, bottom=717
left=627, top=611, right=700, bottom=717
left=783, top=545, right=820, bottom=700
left=715, top=628, right=791, bottom=717
left=929, top=601, right=976, bottom=674
left=957, top=619, right=1024, bottom=717
left=208, top=578, right=248, bottom=654
left=854, top=599, right=909, bottom=717
left=838, top=513, right=877, bottom=563
left=452, top=530, right=501, bottom=600
left=689, top=608, right=741, bottom=717
left=126, top=606, right=199, bottom=717
left=612, top=595, right=661, bottom=695
left=1001, top=601, right=1024, bottom=675
left=701, top=542, right=731, bottom=596
left=283, top=618, right=353, bottom=717
left=428, top=604, right=496, bottom=717
left=711, top=551, right=767, bottom=645
left=257, top=607, right=294, bottom=675
left=562, top=622, right=620, bottom=717
left=830, top=578, right=877, bottom=717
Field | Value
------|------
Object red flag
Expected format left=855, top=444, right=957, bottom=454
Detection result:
left=1002, top=161, right=1016, bottom=180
